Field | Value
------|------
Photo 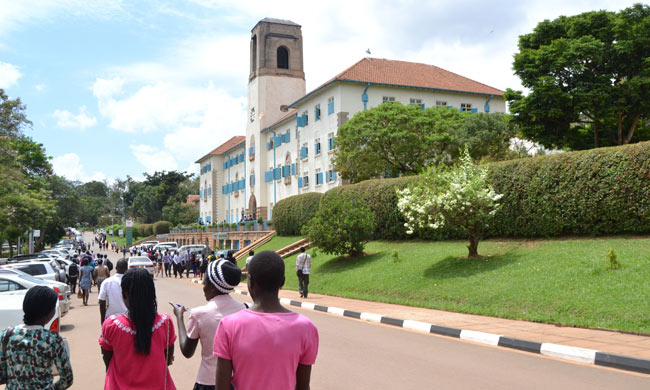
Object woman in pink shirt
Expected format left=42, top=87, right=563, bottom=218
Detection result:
left=170, top=259, right=246, bottom=390
left=213, top=251, right=319, bottom=390
left=99, top=268, right=176, bottom=390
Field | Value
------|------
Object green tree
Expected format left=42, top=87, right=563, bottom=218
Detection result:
left=162, top=203, right=199, bottom=225
left=397, top=148, right=503, bottom=258
left=302, top=193, right=375, bottom=257
left=455, top=113, right=519, bottom=162
left=332, top=103, right=460, bottom=183
left=507, top=4, right=650, bottom=150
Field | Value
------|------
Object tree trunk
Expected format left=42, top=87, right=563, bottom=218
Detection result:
left=624, top=113, right=642, bottom=144
left=617, top=113, right=623, bottom=145
left=467, top=236, right=480, bottom=258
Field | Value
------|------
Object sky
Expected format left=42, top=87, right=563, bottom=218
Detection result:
left=0, top=0, right=639, bottom=184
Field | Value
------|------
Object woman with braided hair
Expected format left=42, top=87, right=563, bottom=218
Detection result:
left=99, top=268, right=176, bottom=390
left=170, top=259, right=245, bottom=390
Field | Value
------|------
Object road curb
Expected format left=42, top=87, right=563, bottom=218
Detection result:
left=225, top=284, right=650, bottom=375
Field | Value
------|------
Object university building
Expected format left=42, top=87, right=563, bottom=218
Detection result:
left=196, top=18, right=505, bottom=224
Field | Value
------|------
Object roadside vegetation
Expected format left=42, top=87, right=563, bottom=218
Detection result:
left=281, top=237, right=650, bottom=334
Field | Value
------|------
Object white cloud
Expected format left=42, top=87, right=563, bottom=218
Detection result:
left=53, top=106, right=97, bottom=130
left=0, top=61, right=22, bottom=88
left=52, top=152, right=109, bottom=182
left=129, top=144, right=179, bottom=173
left=35, top=84, right=46, bottom=92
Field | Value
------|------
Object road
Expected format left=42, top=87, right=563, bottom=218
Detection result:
left=54, top=234, right=650, bottom=389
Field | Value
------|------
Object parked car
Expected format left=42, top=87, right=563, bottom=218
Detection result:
left=0, top=290, right=62, bottom=331
left=127, top=256, right=155, bottom=276
left=153, top=242, right=178, bottom=252
left=0, top=269, right=71, bottom=317
left=139, top=241, right=160, bottom=252
left=41, top=249, right=71, bottom=259
left=1, top=260, right=63, bottom=282
left=9, top=253, right=53, bottom=262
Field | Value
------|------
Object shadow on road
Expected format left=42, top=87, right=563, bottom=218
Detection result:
left=60, top=324, right=75, bottom=332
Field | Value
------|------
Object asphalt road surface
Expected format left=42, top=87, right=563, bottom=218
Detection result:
left=37, top=233, right=650, bottom=389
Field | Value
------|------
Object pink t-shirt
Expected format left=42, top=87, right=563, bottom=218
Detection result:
left=99, top=313, right=177, bottom=390
left=186, top=294, right=245, bottom=385
left=213, top=309, right=319, bottom=390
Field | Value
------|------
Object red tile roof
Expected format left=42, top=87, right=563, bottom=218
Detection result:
left=291, top=57, right=503, bottom=107
left=195, top=135, right=246, bottom=162
left=185, top=194, right=200, bottom=205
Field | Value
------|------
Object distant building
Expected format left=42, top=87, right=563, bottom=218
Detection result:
left=197, top=18, right=505, bottom=224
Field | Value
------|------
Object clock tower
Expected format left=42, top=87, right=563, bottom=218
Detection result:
left=246, top=18, right=306, bottom=219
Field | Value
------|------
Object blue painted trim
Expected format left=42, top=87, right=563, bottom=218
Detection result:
left=362, top=82, right=370, bottom=110
left=484, top=94, right=494, bottom=113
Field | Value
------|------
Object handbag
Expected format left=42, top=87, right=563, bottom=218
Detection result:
left=0, top=327, right=15, bottom=385
left=77, top=290, right=83, bottom=299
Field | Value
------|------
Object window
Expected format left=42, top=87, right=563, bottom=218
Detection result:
left=461, top=103, right=472, bottom=112
left=0, top=279, right=25, bottom=292
left=315, top=104, right=321, bottom=121
left=326, top=169, right=338, bottom=183
left=315, top=169, right=323, bottom=186
left=302, top=173, right=309, bottom=188
left=328, top=97, right=334, bottom=115
left=302, top=111, right=308, bottom=126
left=315, top=139, right=321, bottom=156
left=436, top=100, right=447, bottom=107
left=277, top=46, right=289, bottom=69
left=410, top=98, right=425, bottom=110
left=300, top=144, right=308, bottom=160
left=327, top=133, right=335, bottom=152
left=382, top=96, right=395, bottom=103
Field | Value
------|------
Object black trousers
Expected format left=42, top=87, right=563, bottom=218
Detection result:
left=164, top=263, right=171, bottom=276
left=297, top=271, right=309, bottom=298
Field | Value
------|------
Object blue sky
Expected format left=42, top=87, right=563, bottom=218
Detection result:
left=0, top=0, right=638, bottom=183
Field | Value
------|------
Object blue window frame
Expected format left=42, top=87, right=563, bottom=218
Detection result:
left=300, top=146, right=308, bottom=160
left=282, top=165, right=291, bottom=178
left=315, top=105, right=320, bottom=121
left=316, top=172, right=323, bottom=185
left=298, top=177, right=303, bottom=188
left=328, top=137, right=334, bottom=151
left=264, top=171, right=273, bottom=183
left=273, top=167, right=281, bottom=180
left=328, top=97, right=334, bottom=115
left=315, top=142, right=321, bottom=155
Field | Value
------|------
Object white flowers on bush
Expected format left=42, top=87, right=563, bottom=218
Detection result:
left=397, top=148, right=503, bottom=257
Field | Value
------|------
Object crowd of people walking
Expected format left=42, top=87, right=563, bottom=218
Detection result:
left=0, top=230, right=318, bottom=390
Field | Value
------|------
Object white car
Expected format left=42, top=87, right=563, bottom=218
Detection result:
left=0, top=269, right=71, bottom=316
left=127, top=256, right=155, bottom=276
left=1, top=260, right=63, bottom=282
left=41, top=249, right=71, bottom=260
left=153, top=242, right=178, bottom=252
left=0, top=291, right=62, bottom=332
left=139, top=241, right=160, bottom=251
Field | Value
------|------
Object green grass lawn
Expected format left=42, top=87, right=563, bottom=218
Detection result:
left=279, top=237, right=650, bottom=334
left=254, top=235, right=302, bottom=254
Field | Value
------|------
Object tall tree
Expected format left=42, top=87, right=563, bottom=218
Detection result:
left=507, top=4, right=650, bottom=149
left=332, top=103, right=460, bottom=183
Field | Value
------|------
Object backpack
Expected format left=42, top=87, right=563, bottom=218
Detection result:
left=105, top=259, right=113, bottom=271
left=68, top=263, right=79, bottom=277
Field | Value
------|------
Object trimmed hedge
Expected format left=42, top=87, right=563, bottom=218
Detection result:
left=142, top=223, right=153, bottom=237
left=153, top=221, right=173, bottom=235
left=322, top=177, right=419, bottom=240
left=315, top=141, right=650, bottom=240
left=487, top=141, right=650, bottom=237
left=273, top=192, right=323, bottom=236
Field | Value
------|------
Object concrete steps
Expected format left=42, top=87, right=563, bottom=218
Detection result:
left=276, top=238, right=311, bottom=259
left=233, top=231, right=275, bottom=260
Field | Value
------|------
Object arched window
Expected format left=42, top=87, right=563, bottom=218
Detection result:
left=251, top=35, right=257, bottom=73
left=277, top=46, right=289, bottom=69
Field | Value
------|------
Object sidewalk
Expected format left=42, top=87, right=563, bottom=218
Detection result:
left=217, top=280, right=650, bottom=373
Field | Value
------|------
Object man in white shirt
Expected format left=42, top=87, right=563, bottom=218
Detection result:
left=296, top=247, right=312, bottom=298
left=173, top=252, right=182, bottom=278
left=98, top=259, right=128, bottom=325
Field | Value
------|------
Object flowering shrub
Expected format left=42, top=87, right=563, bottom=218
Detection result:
left=397, top=148, right=503, bottom=257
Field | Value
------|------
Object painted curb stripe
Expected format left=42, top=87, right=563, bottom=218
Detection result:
left=403, top=320, right=433, bottom=333
left=595, top=352, right=650, bottom=374
left=360, top=312, right=383, bottom=323
left=430, top=324, right=462, bottom=338
left=226, top=290, right=650, bottom=375
left=343, top=310, right=362, bottom=319
left=380, top=316, right=404, bottom=327
left=541, top=343, right=596, bottom=364
left=498, top=337, right=542, bottom=354
left=460, top=330, right=501, bottom=346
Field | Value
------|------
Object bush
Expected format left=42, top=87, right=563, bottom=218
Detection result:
left=142, top=223, right=154, bottom=237
left=153, top=221, right=173, bottom=235
left=487, top=141, right=650, bottom=237
left=322, top=177, right=418, bottom=240
left=273, top=192, right=324, bottom=236
left=134, top=224, right=145, bottom=238
left=302, top=192, right=375, bottom=257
